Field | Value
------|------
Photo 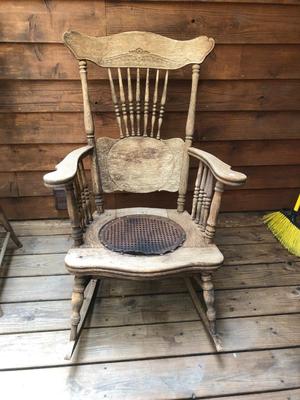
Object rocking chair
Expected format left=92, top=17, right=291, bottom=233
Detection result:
left=43, top=31, right=247, bottom=359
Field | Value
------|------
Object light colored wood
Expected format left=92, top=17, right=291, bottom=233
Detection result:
left=66, top=278, right=98, bottom=360
left=136, top=68, right=141, bottom=136
left=108, top=68, right=123, bottom=138
left=196, top=165, right=208, bottom=224
left=96, top=137, right=185, bottom=193
left=2, top=285, right=300, bottom=333
left=191, top=162, right=203, bottom=220
left=1, top=313, right=300, bottom=370
left=43, top=145, right=93, bottom=187
left=48, top=29, right=248, bottom=358
left=127, top=68, right=135, bottom=135
left=0, top=348, right=299, bottom=399
left=185, top=276, right=222, bottom=351
left=117, top=68, right=130, bottom=137
left=65, top=247, right=223, bottom=279
left=143, top=68, right=150, bottom=136
left=64, top=31, right=214, bottom=69
left=189, top=147, right=247, bottom=186
left=150, top=69, right=159, bottom=137
left=208, top=389, right=300, bottom=400
left=156, top=69, right=168, bottom=139
left=205, top=181, right=224, bottom=243
left=65, top=183, right=83, bottom=246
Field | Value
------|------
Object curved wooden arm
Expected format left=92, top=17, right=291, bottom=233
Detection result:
left=188, top=147, right=247, bottom=186
left=43, top=145, right=93, bottom=187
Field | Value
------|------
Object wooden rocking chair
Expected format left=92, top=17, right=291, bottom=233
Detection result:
left=43, top=31, right=247, bottom=359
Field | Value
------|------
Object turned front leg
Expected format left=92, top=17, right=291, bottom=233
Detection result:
left=70, top=276, right=89, bottom=341
left=201, top=273, right=216, bottom=335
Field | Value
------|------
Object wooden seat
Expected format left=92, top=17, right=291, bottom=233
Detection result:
left=65, top=208, right=224, bottom=279
left=43, top=30, right=247, bottom=359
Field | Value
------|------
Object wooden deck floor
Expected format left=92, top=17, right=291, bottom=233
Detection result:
left=0, top=212, right=300, bottom=399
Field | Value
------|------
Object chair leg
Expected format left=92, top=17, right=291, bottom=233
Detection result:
left=65, top=277, right=99, bottom=360
left=70, top=276, right=89, bottom=341
left=201, top=272, right=216, bottom=335
left=0, top=206, right=22, bottom=248
left=185, top=275, right=222, bottom=352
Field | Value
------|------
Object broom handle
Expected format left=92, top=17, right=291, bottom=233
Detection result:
left=294, top=195, right=300, bottom=212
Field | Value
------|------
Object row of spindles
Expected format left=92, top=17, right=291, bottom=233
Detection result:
left=74, top=160, right=93, bottom=231
left=191, top=162, right=214, bottom=231
left=107, top=67, right=169, bottom=139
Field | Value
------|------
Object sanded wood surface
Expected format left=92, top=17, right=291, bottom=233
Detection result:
left=0, top=216, right=300, bottom=399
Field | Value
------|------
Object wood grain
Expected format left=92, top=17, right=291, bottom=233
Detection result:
left=0, top=348, right=298, bottom=399
left=1, top=43, right=300, bottom=80
left=1, top=111, right=300, bottom=144
left=0, top=314, right=299, bottom=369
left=106, top=2, right=300, bottom=44
left=1, top=187, right=299, bottom=219
left=0, top=0, right=105, bottom=43
left=1, top=140, right=299, bottom=172
left=1, top=80, right=300, bottom=113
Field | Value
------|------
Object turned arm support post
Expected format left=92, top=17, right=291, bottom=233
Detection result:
left=43, top=145, right=94, bottom=246
left=188, top=147, right=247, bottom=243
left=205, top=181, right=224, bottom=243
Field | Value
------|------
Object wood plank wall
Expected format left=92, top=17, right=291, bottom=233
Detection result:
left=0, top=0, right=299, bottom=219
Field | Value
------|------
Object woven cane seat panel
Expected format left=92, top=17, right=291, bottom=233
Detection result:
left=99, top=214, right=186, bottom=255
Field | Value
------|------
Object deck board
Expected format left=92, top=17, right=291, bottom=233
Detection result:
left=0, top=348, right=299, bottom=400
left=0, top=213, right=299, bottom=399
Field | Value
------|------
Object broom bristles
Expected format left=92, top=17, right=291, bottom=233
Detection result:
left=263, top=211, right=300, bottom=257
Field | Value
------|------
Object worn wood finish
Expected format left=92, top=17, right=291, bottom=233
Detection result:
left=1, top=314, right=300, bottom=370
left=2, top=80, right=300, bottom=113
left=1, top=1, right=300, bottom=217
left=96, top=137, right=185, bottom=193
left=39, top=29, right=247, bottom=355
left=64, top=31, right=214, bottom=69
left=0, top=348, right=299, bottom=399
left=2, top=44, right=300, bottom=81
left=106, top=2, right=300, bottom=43
left=1, top=217, right=300, bottom=398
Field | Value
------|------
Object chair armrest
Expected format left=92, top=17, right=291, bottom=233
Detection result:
left=188, top=147, right=247, bottom=186
left=43, top=145, right=93, bottom=187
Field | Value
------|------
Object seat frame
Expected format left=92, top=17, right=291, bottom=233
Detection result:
left=43, top=30, right=247, bottom=359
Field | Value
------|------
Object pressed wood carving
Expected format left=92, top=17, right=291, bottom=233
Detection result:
left=43, top=30, right=246, bottom=359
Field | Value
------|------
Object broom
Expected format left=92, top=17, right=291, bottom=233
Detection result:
left=263, top=194, right=300, bottom=257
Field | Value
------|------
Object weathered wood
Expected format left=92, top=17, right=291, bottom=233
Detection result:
left=1, top=275, right=300, bottom=318
left=0, top=348, right=299, bottom=399
left=207, top=389, right=300, bottom=400
left=117, top=68, right=130, bottom=137
left=0, top=1, right=106, bottom=43
left=0, top=314, right=299, bottom=370
left=107, top=2, right=300, bottom=44
left=1, top=187, right=299, bottom=220
left=2, top=44, right=300, bottom=80
left=0, top=226, right=292, bottom=257
left=1, top=111, right=300, bottom=144
left=2, top=165, right=300, bottom=202
left=3, top=211, right=264, bottom=236
left=2, top=80, right=300, bottom=113
left=64, top=31, right=214, bottom=69
left=96, top=137, right=186, bottom=193
left=157, top=70, right=169, bottom=139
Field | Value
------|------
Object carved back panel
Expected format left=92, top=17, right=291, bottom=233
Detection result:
left=64, top=31, right=214, bottom=201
